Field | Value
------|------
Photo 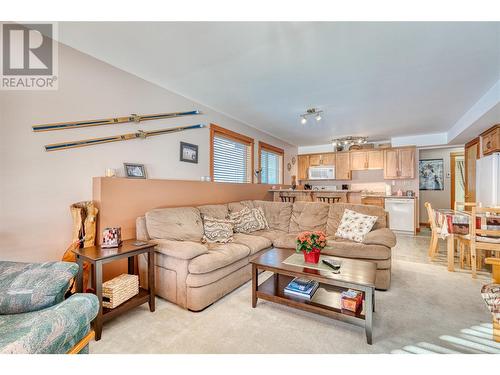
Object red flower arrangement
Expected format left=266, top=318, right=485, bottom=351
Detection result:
left=296, top=231, right=327, bottom=264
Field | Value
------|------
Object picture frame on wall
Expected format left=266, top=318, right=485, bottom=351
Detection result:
left=419, top=159, right=444, bottom=190
left=180, top=142, right=198, bottom=163
left=124, top=163, right=147, bottom=179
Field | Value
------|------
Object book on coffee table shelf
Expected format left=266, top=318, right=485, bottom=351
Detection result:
left=284, top=277, right=319, bottom=300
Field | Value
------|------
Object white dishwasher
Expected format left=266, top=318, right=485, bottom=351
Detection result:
left=384, top=198, right=415, bottom=233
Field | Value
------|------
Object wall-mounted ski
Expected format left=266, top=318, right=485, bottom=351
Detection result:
left=44, top=124, right=206, bottom=152
left=33, top=110, right=201, bottom=132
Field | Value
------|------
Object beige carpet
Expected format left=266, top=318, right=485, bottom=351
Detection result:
left=91, top=233, right=492, bottom=354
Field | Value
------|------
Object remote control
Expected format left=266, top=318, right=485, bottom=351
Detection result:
left=322, top=259, right=341, bottom=272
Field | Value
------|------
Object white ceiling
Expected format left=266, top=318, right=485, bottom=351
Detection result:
left=58, top=22, right=500, bottom=146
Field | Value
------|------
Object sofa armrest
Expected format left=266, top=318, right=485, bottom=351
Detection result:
left=149, top=239, right=208, bottom=260
left=0, top=293, right=98, bottom=354
left=363, top=228, right=397, bottom=248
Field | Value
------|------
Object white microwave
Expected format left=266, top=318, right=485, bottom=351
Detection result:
left=308, top=166, right=335, bottom=180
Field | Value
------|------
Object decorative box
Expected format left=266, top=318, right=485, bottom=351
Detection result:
left=102, top=227, right=122, bottom=248
left=340, top=289, right=364, bottom=313
left=102, top=274, right=139, bottom=309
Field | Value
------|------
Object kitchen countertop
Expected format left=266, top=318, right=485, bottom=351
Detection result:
left=361, top=194, right=417, bottom=199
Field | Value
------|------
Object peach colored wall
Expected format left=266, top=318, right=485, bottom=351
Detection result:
left=93, top=177, right=281, bottom=279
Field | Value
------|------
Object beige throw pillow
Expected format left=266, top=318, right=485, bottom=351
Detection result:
left=202, top=216, right=234, bottom=243
left=229, top=207, right=269, bottom=233
left=335, top=209, right=378, bottom=243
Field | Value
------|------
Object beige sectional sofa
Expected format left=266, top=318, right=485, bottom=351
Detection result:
left=137, top=200, right=396, bottom=311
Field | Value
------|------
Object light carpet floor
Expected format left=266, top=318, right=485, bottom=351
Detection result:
left=91, top=233, right=493, bottom=354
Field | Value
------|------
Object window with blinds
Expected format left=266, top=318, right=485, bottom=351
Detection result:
left=259, top=141, right=284, bottom=184
left=211, top=125, right=253, bottom=183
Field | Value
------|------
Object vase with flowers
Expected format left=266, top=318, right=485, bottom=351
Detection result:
left=296, top=231, right=327, bottom=264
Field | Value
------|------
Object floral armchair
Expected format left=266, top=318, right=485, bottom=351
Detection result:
left=482, top=258, right=500, bottom=343
left=0, top=261, right=98, bottom=354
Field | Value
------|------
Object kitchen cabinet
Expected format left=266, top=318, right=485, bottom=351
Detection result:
left=335, top=152, right=351, bottom=180
left=361, top=196, right=385, bottom=208
left=383, top=147, right=415, bottom=179
left=298, top=155, right=309, bottom=180
left=367, top=150, right=383, bottom=169
left=321, top=153, right=336, bottom=166
left=465, top=138, right=479, bottom=204
left=481, top=124, right=499, bottom=156
left=350, top=151, right=367, bottom=170
left=350, top=150, right=384, bottom=170
left=309, top=154, right=321, bottom=166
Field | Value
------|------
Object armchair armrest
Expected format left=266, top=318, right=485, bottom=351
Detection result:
left=363, top=228, right=397, bottom=248
left=0, top=293, right=98, bottom=354
left=149, top=239, right=208, bottom=260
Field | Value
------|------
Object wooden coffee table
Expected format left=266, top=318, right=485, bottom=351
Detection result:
left=250, top=248, right=376, bottom=344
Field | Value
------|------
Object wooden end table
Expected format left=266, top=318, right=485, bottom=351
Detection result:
left=251, top=248, right=376, bottom=344
left=72, top=239, right=156, bottom=341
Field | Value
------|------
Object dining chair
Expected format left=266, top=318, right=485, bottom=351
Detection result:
left=424, top=202, right=445, bottom=260
left=316, top=196, right=341, bottom=204
left=454, top=202, right=477, bottom=269
left=470, top=207, right=500, bottom=278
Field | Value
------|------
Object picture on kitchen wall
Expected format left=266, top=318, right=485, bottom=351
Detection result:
left=419, top=159, right=444, bottom=190
left=180, top=142, right=198, bottom=163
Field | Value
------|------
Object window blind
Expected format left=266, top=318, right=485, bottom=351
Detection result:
left=261, top=149, right=282, bottom=184
left=213, top=135, right=252, bottom=183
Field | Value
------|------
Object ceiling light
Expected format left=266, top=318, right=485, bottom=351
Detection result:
left=299, top=108, right=323, bottom=124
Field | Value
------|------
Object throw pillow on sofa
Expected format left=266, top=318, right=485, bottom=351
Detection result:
left=201, top=216, right=234, bottom=243
left=229, top=207, right=269, bottom=233
left=335, top=209, right=378, bottom=243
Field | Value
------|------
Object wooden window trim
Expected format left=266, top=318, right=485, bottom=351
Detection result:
left=258, top=141, right=284, bottom=184
left=210, top=123, right=255, bottom=183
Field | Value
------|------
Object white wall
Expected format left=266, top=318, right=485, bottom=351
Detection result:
left=0, top=43, right=297, bottom=262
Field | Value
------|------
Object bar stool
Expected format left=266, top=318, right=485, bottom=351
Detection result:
left=316, top=196, right=341, bottom=204
left=279, top=194, right=296, bottom=203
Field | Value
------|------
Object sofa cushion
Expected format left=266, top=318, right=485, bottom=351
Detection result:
left=272, top=232, right=300, bottom=249
left=233, top=233, right=272, bottom=255
left=145, top=207, right=203, bottom=241
left=188, top=243, right=251, bottom=274
left=363, top=228, right=397, bottom=248
left=248, top=229, right=288, bottom=242
left=151, top=239, right=208, bottom=260
left=186, top=257, right=249, bottom=287
left=229, top=207, right=268, bottom=233
left=335, top=209, right=378, bottom=243
left=0, top=261, right=79, bottom=315
left=202, top=216, right=234, bottom=243
left=289, top=202, right=330, bottom=233
left=325, top=237, right=391, bottom=260
left=197, top=204, right=229, bottom=220
left=326, top=203, right=387, bottom=236
left=252, top=200, right=293, bottom=232
left=228, top=200, right=255, bottom=213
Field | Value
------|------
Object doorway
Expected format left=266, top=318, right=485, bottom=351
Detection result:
left=450, top=152, right=465, bottom=209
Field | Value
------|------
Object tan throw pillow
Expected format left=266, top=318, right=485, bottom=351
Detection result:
left=335, top=209, right=378, bottom=243
left=202, top=216, right=234, bottom=243
left=229, top=207, right=269, bottom=233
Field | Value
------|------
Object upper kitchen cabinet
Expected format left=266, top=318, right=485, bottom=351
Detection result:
left=350, top=150, right=384, bottom=170
left=298, top=155, right=310, bottom=180
left=335, top=152, right=351, bottom=180
left=308, top=154, right=322, bottom=166
left=383, top=147, right=415, bottom=179
left=480, top=124, right=499, bottom=156
left=321, top=153, right=336, bottom=166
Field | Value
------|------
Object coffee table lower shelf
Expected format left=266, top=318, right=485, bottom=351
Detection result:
left=254, top=273, right=374, bottom=344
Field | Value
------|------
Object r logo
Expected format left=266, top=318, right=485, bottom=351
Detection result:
left=2, top=23, right=53, bottom=75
